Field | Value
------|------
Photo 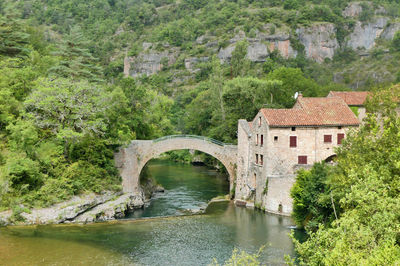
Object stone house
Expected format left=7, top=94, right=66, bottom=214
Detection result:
left=235, top=94, right=360, bottom=215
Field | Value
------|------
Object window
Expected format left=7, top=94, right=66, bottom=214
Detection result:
left=290, top=136, right=297, bottom=147
left=260, top=155, right=263, bottom=166
left=338, top=126, right=342, bottom=129
left=298, top=156, right=307, bottom=164
left=256, top=134, right=259, bottom=145
left=260, top=135, right=264, bottom=146
left=324, top=135, right=332, bottom=143
left=337, top=133, right=345, bottom=144
left=258, top=117, right=261, bottom=126
left=291, top=127, right=296, bottom=131
left=255, top=154, right=259, bottom=164
left=274, top=136, right=278, bottom=141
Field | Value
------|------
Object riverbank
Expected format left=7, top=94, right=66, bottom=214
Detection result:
left=0, top=191, right=143, bottom=226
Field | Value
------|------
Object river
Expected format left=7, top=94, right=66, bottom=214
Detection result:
left=0, top=160, right=303, bottom=265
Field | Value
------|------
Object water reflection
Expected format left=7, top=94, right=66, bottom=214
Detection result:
left=0, top=161, right=305, bottom=265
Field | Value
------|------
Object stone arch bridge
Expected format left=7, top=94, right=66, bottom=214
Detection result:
left=114, top=135, right=237, bottom=193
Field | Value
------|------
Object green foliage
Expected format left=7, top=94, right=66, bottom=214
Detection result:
left=392, top=31, right=400, bottom=52
left=263, top=178, right=268, bottom=195
left=211, top=246, right=264, bottom=266
left=213, top=77, right=282, bottom=142
left=350, top=106, right=359, bottom=117
left=292, top=86, right=400, bottom=265
left=231, top=40, right=250, bottom=77
left=48, top=26, right=104, bottom=82
left=291, top=162, right=336, bottom=230
left=267, top=67, right=320, bottom=107
left=0, top=15, right=30, bottom=58
left=25, top=78, right=108, bottom=142
left=166, top=150, right=193, bottom=164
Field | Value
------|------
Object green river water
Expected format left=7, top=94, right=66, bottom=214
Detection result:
left=0, top=160, right=303, bottom=265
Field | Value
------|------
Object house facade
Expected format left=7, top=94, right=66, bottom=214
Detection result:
left=235, top=94, right=360, bottom=215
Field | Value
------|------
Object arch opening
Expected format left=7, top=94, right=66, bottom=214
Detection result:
left=324, top=154, right=337, bottom=163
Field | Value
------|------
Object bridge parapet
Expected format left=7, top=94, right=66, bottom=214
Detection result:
left=153, top=135, right=234, bottom=147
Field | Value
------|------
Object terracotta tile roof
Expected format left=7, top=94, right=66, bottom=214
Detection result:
left=328, top=91, right=370, bottom=106
left=260, top=96, right=360, bottom=127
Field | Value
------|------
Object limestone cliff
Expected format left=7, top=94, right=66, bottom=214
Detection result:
left=296, top=23, right=339, bottom=63
left=123, top=2, right=399, bottom=78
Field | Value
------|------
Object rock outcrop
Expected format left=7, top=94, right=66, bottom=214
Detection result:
left=184, top=57, right=209, bottom=72
left=342, top=2, right=363, bottom=18
left=123, top=3, right=398, bottom=77
left=346, top=17, right=389, bottom=50
left=381, top=22, right=400, bottom=40
left=124, top=43, right=179, bottom=77
left=296, top=23, right=339, bottom=62
left=0, top=191, right=148, bottom=226
left=217, top=29, right=296, bottom=63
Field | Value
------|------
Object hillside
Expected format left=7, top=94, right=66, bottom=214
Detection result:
left=0, top=0, right=399, bottom=211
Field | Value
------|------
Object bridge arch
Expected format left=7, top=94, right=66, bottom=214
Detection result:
left=114, top=135, right=237, bottom=194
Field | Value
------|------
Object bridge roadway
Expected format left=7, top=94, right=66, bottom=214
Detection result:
left=114, top=135, right=237, bottom=193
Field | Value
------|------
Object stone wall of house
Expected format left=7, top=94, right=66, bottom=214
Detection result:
left=358, top=106, right=367, bottom=121
left=236, top=112, right=358, bottom=216
left=235, top=120, right=252, bottom=201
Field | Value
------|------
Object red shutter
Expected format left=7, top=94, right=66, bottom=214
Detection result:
left=298, top=156, right=307, bottom=164
left=337, top=133, right=345, bottom=144
left=290, top=136, right=297, bottom=147
left=324, top=135, right=332, bottom=143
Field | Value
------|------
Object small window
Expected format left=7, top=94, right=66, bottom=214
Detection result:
left=298, top=156, right=307, bottom=165
left=260, top=155, right=263, bottom=166
left=338, top=126, right=342, bottom=129
left=337, top=133, right=345, bottom=144
left=324, top=135, right=332, bottom=143
left=258, top=117, right=262, bottom=126
left=255, top=154, right=259, bottom=164
left=260, top=135, right=264, bottom=146
left=290, top=136, right=297, bottom=147
left=256, top=134, right=259, bottom=145
left=274, top=136, right=278, bottom=141
left=291, top=127, right=296, bottom=131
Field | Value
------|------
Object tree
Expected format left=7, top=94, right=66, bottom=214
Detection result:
left=267, top=67, right=320, bottom=107
left=0, top=15, right=30, bottom=58
left=291, top=162, right=336, bottom=231
left=48, top=26, right=104, bottom=82
left=24, top=78, right=108, bottom=156
left=212, top=77, right=282, bottom=142
left=231, top=40, right=250, bottom=78
left=393, top=31, right=400, bottom=52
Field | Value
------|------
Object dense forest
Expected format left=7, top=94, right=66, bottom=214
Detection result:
left=0, top=0, right=399, bottom=263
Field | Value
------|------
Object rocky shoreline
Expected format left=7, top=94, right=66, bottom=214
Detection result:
left=0, top=185, right=165, bottom=226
